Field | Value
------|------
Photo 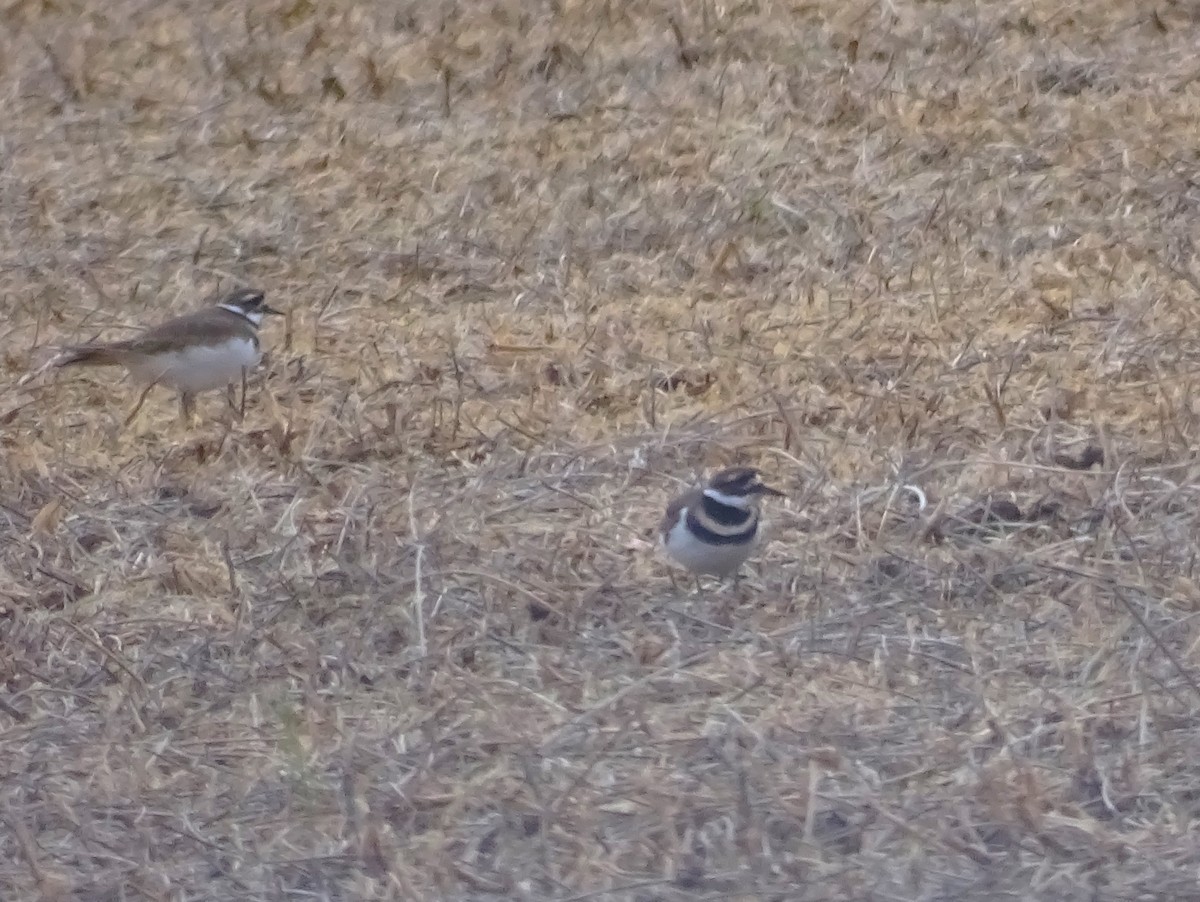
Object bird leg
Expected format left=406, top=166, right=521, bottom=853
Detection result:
left=179, top=392, right=197, bottom=427
left=225, top=368, right=249, bottom=420
left=731, top=570, right=743, bottom=593
left=123, top=381, right=158, bottom=428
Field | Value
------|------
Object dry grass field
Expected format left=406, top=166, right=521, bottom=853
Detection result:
left=4, top=0, right=1200, bottom=898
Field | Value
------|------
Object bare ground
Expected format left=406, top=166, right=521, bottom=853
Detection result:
left=4, top=1, right=1200, bottom=899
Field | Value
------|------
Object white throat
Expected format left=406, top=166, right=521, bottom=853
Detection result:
left=220, top=303, right=263, bottom=327
left=703, top=488, right=753, bottom=509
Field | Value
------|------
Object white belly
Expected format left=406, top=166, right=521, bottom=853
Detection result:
left=129, top=338, right=261, bottom=394
left=662, top=516, right=757, bottom=577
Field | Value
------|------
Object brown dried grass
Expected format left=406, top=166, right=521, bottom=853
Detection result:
left=4, top=0, right=1200, bottom=899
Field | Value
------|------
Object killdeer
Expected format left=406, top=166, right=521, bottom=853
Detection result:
left=660, top=466, right=785, bottom=584
left=52, top=287, right=282, bottom=424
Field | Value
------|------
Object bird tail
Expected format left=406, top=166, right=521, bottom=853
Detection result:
left=53, top=344, right=126, bottom=368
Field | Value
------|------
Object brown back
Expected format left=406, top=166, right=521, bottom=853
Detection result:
left=57, top=306, right=259, bottom=367
left=659, top=486, right=704, bottom=539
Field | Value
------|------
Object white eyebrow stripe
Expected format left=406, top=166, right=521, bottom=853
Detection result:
left=220, top=303, right=264, bottom=326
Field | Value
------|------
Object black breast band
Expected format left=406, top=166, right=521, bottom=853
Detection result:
left=685, top=511, right=757, bottom=546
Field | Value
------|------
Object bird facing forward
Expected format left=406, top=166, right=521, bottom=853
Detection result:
left=659, top=466, right=785, bottom=585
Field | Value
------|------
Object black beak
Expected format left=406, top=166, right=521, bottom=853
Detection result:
left=260, top=303, right=285, bottom=316
left=755, top=483, right=786, bottom=498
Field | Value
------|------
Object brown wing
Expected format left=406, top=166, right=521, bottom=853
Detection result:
left=104, top=307, right=256, bottom=356
left=659, top=486, right=703, bottom=538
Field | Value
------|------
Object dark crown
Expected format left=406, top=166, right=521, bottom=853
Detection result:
left=224, top=288, right=266, bottom=309
left=221, top=287, right=281, bottom=317
left=708, top=466, right=784, bottom=498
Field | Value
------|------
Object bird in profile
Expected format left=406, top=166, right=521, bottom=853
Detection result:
left=659, top=466, right=785, bottom=587
left=52, top=287, right=282, bottom=425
